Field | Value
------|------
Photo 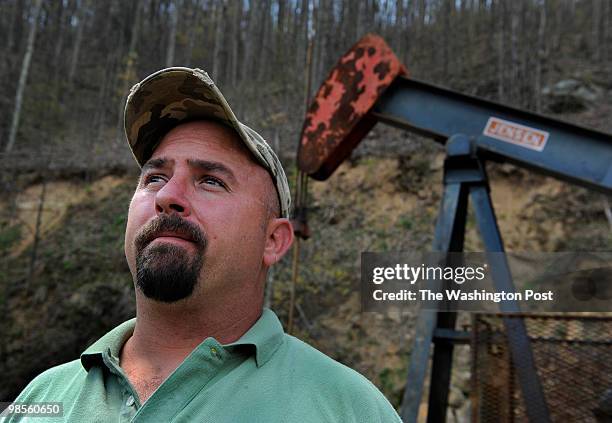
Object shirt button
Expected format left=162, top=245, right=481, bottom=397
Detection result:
left=126, top=395, right=135, bottom=407
left=210, top=347, right=220, bottom=358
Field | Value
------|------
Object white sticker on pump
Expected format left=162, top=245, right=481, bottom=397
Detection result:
left=483, top=117, right=549, bottom=152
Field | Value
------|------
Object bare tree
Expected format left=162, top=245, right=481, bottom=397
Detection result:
left=509, top=0, right=520, bottom=104
left=212, top=0, right=226, bottom=80
left=256, top=0, right=272, bottom=81
left=5, top=0, right=43, bottom=153
left=243, top=0, right=259, bottom=80
left=276, top=0, right=287, bottom=70
left=316, top=0, right=333, bottom=83
left=497, top=0, right=506, bottom=100
left=296, top=0, right=310, bottom=72
left=592, top=0, right=601, bottom=61
left=68, top=0, right=90, bottom=88
left=185, top=0, right=202, bottom=66
left=52, top=1, right=68, bottom=83
left=27, top=177, right=48, bottom=289
left=394, top=0, right=404, bottom=59
left=535, top=0, right=547, bottom=112
left=166, top=0, right=180, bottom=67
left=93, top=0, right=120, bottom=142
left=441, top=0, right=452, bottom=79
left=229, top=0, right=242, bottom=85
left=115, top=0, right=143, bottom=141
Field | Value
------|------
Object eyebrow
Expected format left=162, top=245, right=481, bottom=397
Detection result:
left=187, top=159, right=237, bottom=184
left=141, top=157, right=169, bottom=174
left=140, top=157, right=237, bottom=184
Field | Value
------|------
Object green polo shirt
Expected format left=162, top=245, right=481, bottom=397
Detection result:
left=8, top=309, right=401, bottom=422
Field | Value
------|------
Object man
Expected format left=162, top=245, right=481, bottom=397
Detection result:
left=9, top=68, right=402, bottom=422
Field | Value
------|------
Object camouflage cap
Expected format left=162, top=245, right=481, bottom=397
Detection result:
left=124, top=67, right=291, bottom=218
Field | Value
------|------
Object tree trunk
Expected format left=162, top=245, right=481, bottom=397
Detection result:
left=68, top=0, right=89, bottom=88
left=551, top=0, right=562, bottom=53
left=5, top=0, right=43, bottom=153
left=230, top=0, right=242, bottom=85
left=296, top=0, right=309, bottom=72
left=497, top=0, right=506, bottom=101
left=394, top=0, right=404, bottom=59
left=276, top=0, right=286, bottom=71
left=52, top=0, right=68, bottom=83
left=442, top=0, right=451, bottom=79
left=212, top=0, right=226, bottom=80
left=416, top=0, right=426, bottom=71
left=510, top=0, right=520, bottom=105
left=403, top=0, right=417, bottom=64
left=92, top=0, right=119, bottom=142
left=6, top=0, right=25, bottom=67
left=316, top=0, right=331, bottom=83
left=243, top=0, right=258, bottom=80
left=4, top=0, right=17, bottom=56
left=185, top=0, right=201, bottom=66
left=255, top=0, right=272, bottom=81
left=115, top=0, right=142, bottom=142
left=535, top=0, right=547, bottom=112
left=603, top=0, right=610, bottom=62
left=27, top=178, right=48, bottom=289
left=166, top=0, right=180, bottom=67
left=519, top=0, right=529, bottom=108
left=592, top=0, right=601, bottom=61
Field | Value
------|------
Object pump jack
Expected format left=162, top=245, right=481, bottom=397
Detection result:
left=294, top=34, right=612, bottom=423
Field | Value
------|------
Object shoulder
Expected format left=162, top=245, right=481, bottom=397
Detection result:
left=282, top=335, right=368, bottom=384
left=279, top=335, right=402, bottom=422
left=14, top=359, right=87, bottom=402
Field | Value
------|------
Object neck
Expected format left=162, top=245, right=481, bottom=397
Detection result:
left=121, top=288, right=263, bottom=375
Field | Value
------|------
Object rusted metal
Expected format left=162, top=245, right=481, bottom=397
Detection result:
left=298, top=34, right=406, bottom=180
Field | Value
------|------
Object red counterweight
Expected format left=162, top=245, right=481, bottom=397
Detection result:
left=298, top=34, right=407, bottom=180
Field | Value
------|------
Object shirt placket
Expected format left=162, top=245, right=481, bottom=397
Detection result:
left=132, top=339, right=230, bottom=422
left=102, top=348, right=140, bottom=422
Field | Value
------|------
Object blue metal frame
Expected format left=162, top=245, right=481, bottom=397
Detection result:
left=400, top=135, right=551, bottom=423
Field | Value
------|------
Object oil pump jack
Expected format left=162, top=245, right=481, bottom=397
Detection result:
left=293, top=34, right=612, bottom=422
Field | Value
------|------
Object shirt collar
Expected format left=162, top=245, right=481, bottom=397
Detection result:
left=80, top=308, right=284, bottom=370
left=80, top=318, right=136, bottom=370
left=224, top=308, right=285, bottom=367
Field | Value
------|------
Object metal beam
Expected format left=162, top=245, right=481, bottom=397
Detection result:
left=470, top=185, right=551, bottom=422
left=400, top=135, right=470, bottom=423
left=399, top=176, right=468, bottom=422
left=372, top=76, right=612, bottom=194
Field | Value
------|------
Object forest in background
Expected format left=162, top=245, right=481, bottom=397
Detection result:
left=1, top=0, right=612, bottom=168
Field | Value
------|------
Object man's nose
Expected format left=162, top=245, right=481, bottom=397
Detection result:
left=155, top=176, right=191, bottom=216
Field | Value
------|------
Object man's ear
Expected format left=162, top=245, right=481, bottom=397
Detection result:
left=263, top=218, right=294, bottom=267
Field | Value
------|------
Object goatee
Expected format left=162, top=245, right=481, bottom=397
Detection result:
left=134, top=214, right=207, bottom=303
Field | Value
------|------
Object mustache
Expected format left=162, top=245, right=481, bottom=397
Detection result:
left=135, top=214, right=207, bottom=251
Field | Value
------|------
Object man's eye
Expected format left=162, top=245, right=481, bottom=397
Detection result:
left=143, top=174, right=166, bottom=185
left=200, top=176, right=225, bottom=188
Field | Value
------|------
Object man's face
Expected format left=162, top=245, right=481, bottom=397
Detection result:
left=124, top=120, right=275, bottom=303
